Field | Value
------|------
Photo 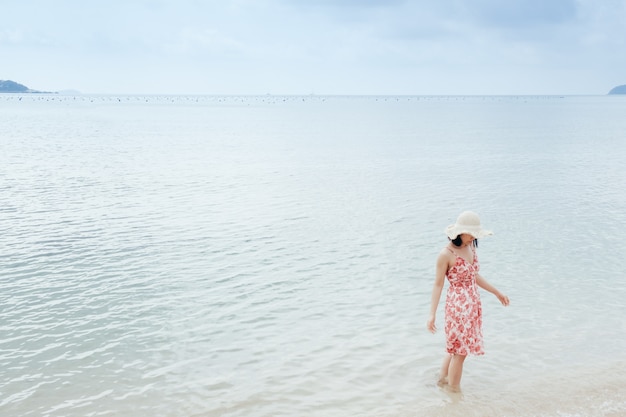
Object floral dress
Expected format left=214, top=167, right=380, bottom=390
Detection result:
left=444, top=246, right=485, bottom=356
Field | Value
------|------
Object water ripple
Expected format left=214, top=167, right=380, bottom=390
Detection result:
left=2, top=95, right=626, bottom=416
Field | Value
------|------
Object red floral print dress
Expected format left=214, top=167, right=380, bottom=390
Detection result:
left=444, top=246, right=485, bottom=356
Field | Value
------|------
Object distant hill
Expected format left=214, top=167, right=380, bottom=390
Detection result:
left=608, top=85, right=626, bottom=95
left=0, top=79, right=55, bottom=93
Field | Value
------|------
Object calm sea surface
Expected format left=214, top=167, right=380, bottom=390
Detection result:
left=1, top=94, right=626, bottom=417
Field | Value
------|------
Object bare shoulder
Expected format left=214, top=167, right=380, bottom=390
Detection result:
left=438, top=246, right=453, bottom=258
left=437, top=246, right=454, bottom=267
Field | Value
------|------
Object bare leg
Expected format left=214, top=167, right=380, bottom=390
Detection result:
left=446, top=354, right=467, bottom=392
left=437, top=354, right=452, bottom=386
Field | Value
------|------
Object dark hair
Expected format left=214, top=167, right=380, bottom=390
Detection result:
left=450, top=235, right=478, bottom=247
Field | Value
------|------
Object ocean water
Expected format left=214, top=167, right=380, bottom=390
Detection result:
left=1, top=94, right=626, bottom=417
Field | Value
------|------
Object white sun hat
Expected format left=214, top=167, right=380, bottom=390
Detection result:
left=445, top=211, right=493, bottom=239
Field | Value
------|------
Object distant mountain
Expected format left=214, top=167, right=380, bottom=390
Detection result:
left=608, top=85, right=626, bottom=95
left=0, top=79, right=55, bottom=93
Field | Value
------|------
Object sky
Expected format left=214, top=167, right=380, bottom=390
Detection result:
left=1, top=0, right=625, bottom=95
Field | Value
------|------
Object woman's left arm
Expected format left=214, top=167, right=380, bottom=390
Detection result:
left=476, top=273, right=510, bottom=306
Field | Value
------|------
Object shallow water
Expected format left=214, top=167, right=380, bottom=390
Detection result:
left=1, top=94, right=626, bottom=416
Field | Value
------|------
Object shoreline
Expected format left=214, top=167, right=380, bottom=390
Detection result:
left=416, top=359, right=626, bottom=417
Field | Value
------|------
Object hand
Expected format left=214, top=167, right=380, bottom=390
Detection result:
left=426, top=315, right=437, bottom=333
left=497, top=292, right=510, bottom=306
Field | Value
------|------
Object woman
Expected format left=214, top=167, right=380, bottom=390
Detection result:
left=426, top=211, right=509, bottom=392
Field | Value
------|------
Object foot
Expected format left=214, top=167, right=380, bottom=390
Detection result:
left=443, top=383, right=461, bottom=393
left=436, top=376, right=448, bottom=387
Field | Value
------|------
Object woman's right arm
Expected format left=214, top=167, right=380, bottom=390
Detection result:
left=426, top=251, right=448, bottom=333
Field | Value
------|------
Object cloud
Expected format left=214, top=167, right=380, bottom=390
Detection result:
left=0, top=28, right=55, bottom=48
left=466, top=0, right=578, bottom=28
left=3, top=0, right=625, bottom=94
left=164, top=28, right=245, bottom=56
left=0, top=29, right=26, bottom=45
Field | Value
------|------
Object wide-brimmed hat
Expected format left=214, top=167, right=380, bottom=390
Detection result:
left=445, top=211, right=493, bottom=239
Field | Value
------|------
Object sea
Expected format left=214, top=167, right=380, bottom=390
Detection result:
left=1, top=94, right=626, bottom=417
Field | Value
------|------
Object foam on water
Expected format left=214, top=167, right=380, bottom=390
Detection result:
left=1, top=94, right=626, bottom=416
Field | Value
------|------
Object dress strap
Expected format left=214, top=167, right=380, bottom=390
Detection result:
left=447, top=245, right=475, bottom=264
